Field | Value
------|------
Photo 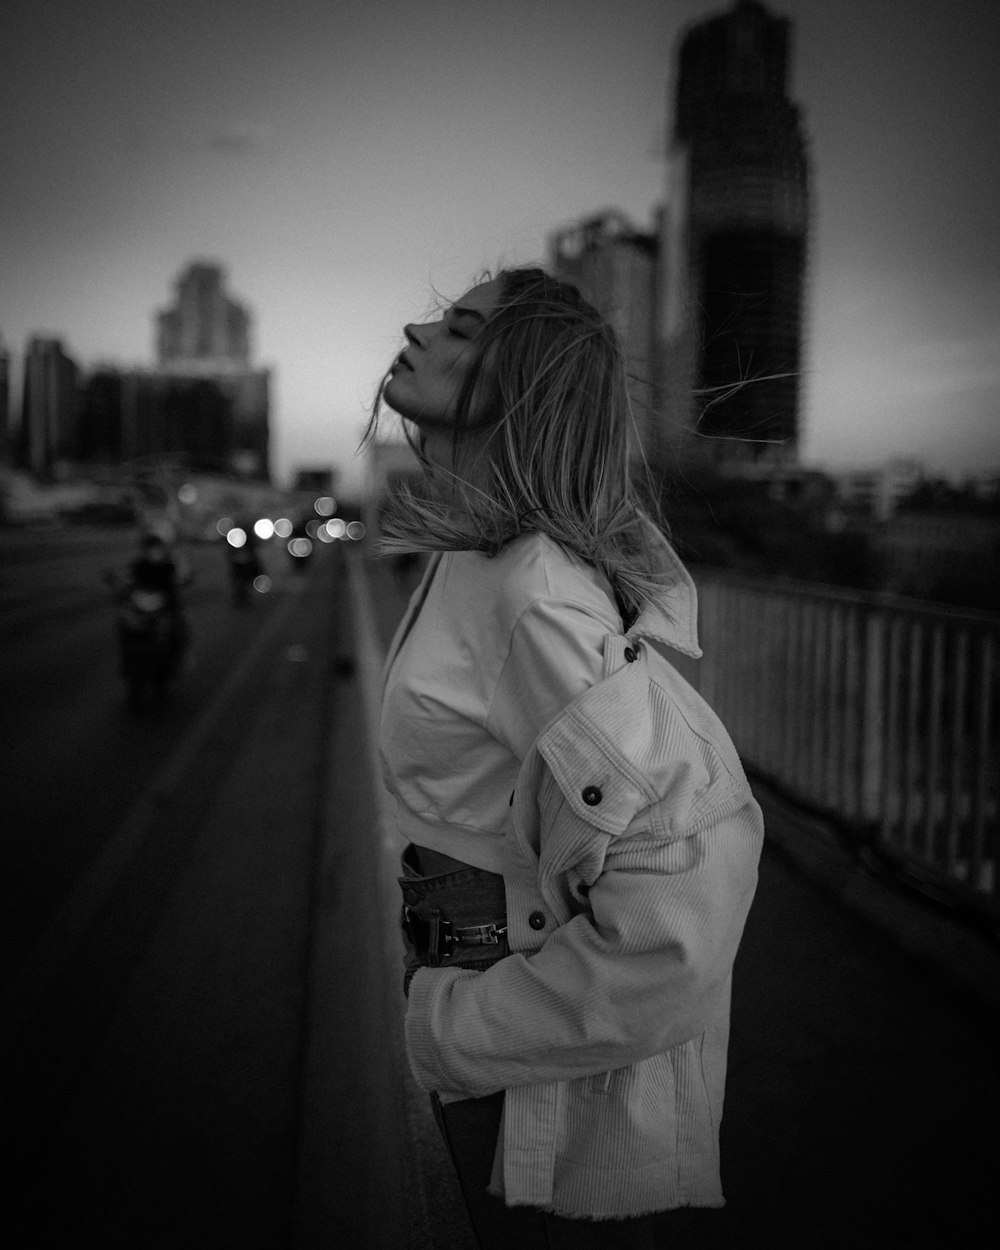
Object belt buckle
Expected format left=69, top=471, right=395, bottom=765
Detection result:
left=402, top=907, right=507, bottom=964
left=456, top=922, right=506, bottom=946
left=402, top=906, right=454, bottom=966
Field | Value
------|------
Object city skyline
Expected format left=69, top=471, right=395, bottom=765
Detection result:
left=2, top=0, right=998, bottom=490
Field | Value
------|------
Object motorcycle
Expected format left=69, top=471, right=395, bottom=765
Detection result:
left=227, top=544, right=262, bottom=605
left=106, top=574, right=187, bottom=709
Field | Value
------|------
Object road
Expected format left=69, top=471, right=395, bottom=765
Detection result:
left=1, top=525, right=322, bottom=975
left=0, top=524, right=367, bottom=1247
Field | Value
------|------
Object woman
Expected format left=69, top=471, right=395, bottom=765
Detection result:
left=368, top=267, right=764, bottom=1248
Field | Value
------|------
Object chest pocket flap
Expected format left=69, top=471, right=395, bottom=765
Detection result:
left=536, top=700, right=658, bottom=837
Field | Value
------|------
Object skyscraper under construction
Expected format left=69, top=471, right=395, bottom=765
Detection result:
left=660, top=0, right=810, bottom=465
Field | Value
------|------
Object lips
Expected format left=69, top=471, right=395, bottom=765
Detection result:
left=395, top=351, right=414, bottom=371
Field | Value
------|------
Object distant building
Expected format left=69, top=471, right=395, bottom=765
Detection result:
left=963, top=468, right=1000, bottom=503
left=76, top=261, right=272, bottom=480
left=17, top=336, right=80, bottom=478
left=660, top=0, right=811, bottom=467
left=828, top=459, right=925, bottom=524
left=152, top=262, right=270, bottom=478
left=877, top=511, right=1000, bottom=608
left=74, top=368, right=125, bottom=466
left=157, top=261, right=251, bottom=369
left=549, top=211, right=659, bottom=466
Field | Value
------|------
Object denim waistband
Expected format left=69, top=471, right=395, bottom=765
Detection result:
left=398, top=842, right=508, bottom=971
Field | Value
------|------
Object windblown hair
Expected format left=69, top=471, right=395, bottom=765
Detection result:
left=364, top=266, right=670, bottom=623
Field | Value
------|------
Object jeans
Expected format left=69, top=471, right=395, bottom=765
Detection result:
left=397, top=843, right=509, bottom=993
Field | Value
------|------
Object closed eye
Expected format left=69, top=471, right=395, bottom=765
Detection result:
left=447, top=303, right=487, bottom=340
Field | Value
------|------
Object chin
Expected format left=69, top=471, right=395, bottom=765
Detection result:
left=382, top=377, right=412, bottom=418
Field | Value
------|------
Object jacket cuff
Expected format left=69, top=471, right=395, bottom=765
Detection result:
left=404, top=966, right=480, bottom=1093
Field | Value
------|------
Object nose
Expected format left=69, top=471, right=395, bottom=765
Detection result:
left=403, top=323, right=426, bottom=349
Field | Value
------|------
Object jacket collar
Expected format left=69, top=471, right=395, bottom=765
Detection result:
left=631, top=529, right=702, bottom=659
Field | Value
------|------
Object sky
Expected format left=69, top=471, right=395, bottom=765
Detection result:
left=2, top=0, right=998, bottom=493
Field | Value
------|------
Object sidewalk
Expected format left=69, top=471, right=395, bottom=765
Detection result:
left=342, top=549, right=477, bottom=1250
left=354, top=549, right=1000, bottom=1250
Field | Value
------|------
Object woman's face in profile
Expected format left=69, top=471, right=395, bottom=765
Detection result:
left=383, top=278, right=502, bottom=430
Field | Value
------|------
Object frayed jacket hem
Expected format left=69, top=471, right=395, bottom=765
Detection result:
left=486, top=1186, right=726, bottom=1221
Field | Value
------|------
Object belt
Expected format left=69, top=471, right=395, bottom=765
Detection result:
left=401, top=905, right=508, bottom=967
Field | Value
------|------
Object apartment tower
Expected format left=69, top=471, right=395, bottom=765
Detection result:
left=549, top=211, right=659, bottom=467
left=660, top=0, right=810, bottom=465
left=17, top=337, right=79, bottom=478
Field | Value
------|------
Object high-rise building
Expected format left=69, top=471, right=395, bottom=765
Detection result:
left=77, top=262, right=271, bottom=479
left=17, top=336, right=80, bottom=477
left=152, top=262, right=270, bottom=477
left=549, top=211, right=659, bottom=467
left=157, top=261, right=250, bottom=369
left=660, top=0, right=810, bottom=466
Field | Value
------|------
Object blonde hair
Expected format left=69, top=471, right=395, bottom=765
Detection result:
left=364, top=266, right=670, bottom=623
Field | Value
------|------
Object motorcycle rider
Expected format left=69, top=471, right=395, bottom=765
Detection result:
left=123, top=531, right=190, bottom=660
left=225, top=518, right=263, bottom=603
left=130, top=532, right=182, bottom=603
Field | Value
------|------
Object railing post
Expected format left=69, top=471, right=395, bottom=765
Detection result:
left=860, top=609, right=886, bottom=826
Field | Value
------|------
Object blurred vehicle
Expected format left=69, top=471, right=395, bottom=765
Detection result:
left=286, top=518, right=314, bottom=571
left=224, top=521, right=264, bottom=605
left=105, top=533, right=190, bottom=709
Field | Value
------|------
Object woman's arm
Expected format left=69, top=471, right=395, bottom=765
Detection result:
left=404, top=787, right=763, bottom=1098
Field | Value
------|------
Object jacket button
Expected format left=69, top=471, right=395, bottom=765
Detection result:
left=582, top=785, right=602, bottom=806
left=624, top=647, right=637, bottom=663
left=528, top=911, right=546, bottom=930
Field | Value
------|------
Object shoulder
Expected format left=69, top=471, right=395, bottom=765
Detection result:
left=447, top=533, right=619, bottom=630
left=537, top=640, right=753, bottom=839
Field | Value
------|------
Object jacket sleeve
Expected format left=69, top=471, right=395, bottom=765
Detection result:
left=404, top=771, right=764, bottom=1098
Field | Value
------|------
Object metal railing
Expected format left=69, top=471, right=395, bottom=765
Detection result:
left=682, top=570, right=1000, bottom=919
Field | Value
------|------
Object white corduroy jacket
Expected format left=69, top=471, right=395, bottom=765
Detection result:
left=403, top=539, right=765, bottom=1220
